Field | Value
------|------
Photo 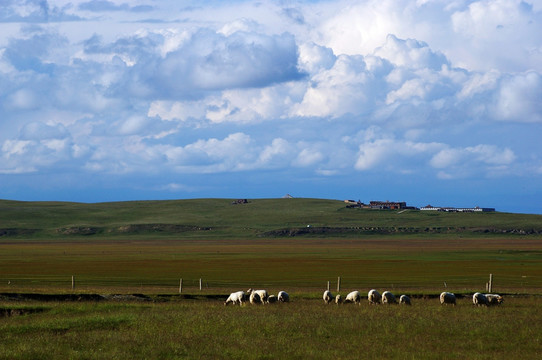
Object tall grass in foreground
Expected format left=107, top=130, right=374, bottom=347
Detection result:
left=1, top=297, right=540, bottom=359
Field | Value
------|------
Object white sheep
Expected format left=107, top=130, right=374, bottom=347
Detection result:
left=440, top=292, right=456, bottom=305
left=247, top=289, right=268, bottom=304
left=249, top=291, right=262, bottom=304
left=344, top=290, right=361, bottom=305
left=473, top=292, right=489, bottom=306
left=335, top=294, right=342, bottom=304
left=277, top=291, right=289, bottom=303
left=485, top=294, right=504, bottom=306
left=399, top=295, right=411, bottom=305
left=323, top=290, right=334, bottom=304
left=267, top=295, right=277, bottom=304
left=368, top=289, right=381, bottom=305
left=381, top=291, right=397, bottom=304
left=224, top=291, right=245, bottom=306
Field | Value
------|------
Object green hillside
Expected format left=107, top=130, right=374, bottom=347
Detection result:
left=1, top=198, right=542, bottom=240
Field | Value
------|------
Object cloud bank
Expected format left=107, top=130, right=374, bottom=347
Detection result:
left=0, top=0, right=541, bottom=212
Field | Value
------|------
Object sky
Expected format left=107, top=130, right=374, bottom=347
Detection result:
left=1, top=0, right=542, bottom=213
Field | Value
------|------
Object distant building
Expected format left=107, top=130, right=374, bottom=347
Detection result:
left=420, top=205, right=441, bottom=211
left=420, top=205, right=495, bottom=212
left=345, top=200, right=417, bottom=210
left=369, top=201, right=407, bottom=210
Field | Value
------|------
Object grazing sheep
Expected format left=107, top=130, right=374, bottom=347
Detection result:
left=277, top=291, right=290, bottom=303
left=344, top=291, right=361, bottom=305
left=473, top=292, right=489, bottom=306
left=399, top=295, right=411, bottom=305
left=368, top=289, right=381, bottom=305
left=224, top=291, right=245, bottom=306
left=267, top=295, right=277, bottom=304
left=247, top=289, right=268, bottom=304
left=440, top=292, right=456, bottom=305
left=485, top=294, right=504, bottom=306
left=335, top=294, right=342, bottom=305
left=323, top=290, right=334, bottom=304
left=249, top=292, right=262, bottom=305
left=381, top=291, right=397, bottom=304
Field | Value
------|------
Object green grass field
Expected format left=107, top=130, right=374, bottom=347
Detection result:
left=1, top=198, right=542, bottom=358
left=1, top=297, right=541, bottom=359
left=1, top=236, right=542, bottom=294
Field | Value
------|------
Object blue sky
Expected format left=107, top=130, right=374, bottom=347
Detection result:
left=1, top=0, right=542, bottom=213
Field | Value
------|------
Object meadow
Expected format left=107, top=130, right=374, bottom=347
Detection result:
left=1, top=198, right=542, bottom=293
left=1, top=236, right=542, bottom=294
left=1, top=297, right=541, bottom=359
left=1, top=198, right=542, bottom=358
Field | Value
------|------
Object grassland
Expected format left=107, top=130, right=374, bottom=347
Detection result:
left=1, top=198, right=542, bottom=294
left=1, top=297, right=541, bottom=359
left=1, top=198, right=542, bottom=358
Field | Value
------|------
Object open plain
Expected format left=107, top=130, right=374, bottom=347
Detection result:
left=1, top=198, right=542, bottom=358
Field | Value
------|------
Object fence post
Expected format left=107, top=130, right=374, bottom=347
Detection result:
left=199, top=278, right=202, bottom=291
left=71, top=275, right=75, bottom=290
left=327, top=281, right=330, bottom=291
left=337, top=277, right=341, bottom=292
left=179, top=278, right=183, bottom=294
left=488, top=274, right=493, bottom=293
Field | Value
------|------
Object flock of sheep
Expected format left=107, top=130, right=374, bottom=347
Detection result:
left=323, top=289, right=412, bottom=305
left=439, top=291, right=504, bottom=306
left=225, top=289, right=504, bottom=307
left=224, top=289, right=289, bottom=305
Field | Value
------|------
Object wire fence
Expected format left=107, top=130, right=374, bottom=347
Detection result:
left=0, top=273, right=540, bottom=295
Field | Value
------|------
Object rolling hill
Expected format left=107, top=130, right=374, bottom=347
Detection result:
left=2, top=198, right=542, bottom=240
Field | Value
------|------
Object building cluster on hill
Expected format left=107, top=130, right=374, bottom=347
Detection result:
left=419, top=205, right=495, bottom=212
left=344, top=200, right=495, bottom=212
left=343, top=200, right=415, bottom=210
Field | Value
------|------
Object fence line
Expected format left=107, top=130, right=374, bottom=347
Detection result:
left=0, top=273, right=539, bottom=293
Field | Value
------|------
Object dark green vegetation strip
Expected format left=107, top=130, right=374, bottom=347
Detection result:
left=0, top=306, right=49, bottom=318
